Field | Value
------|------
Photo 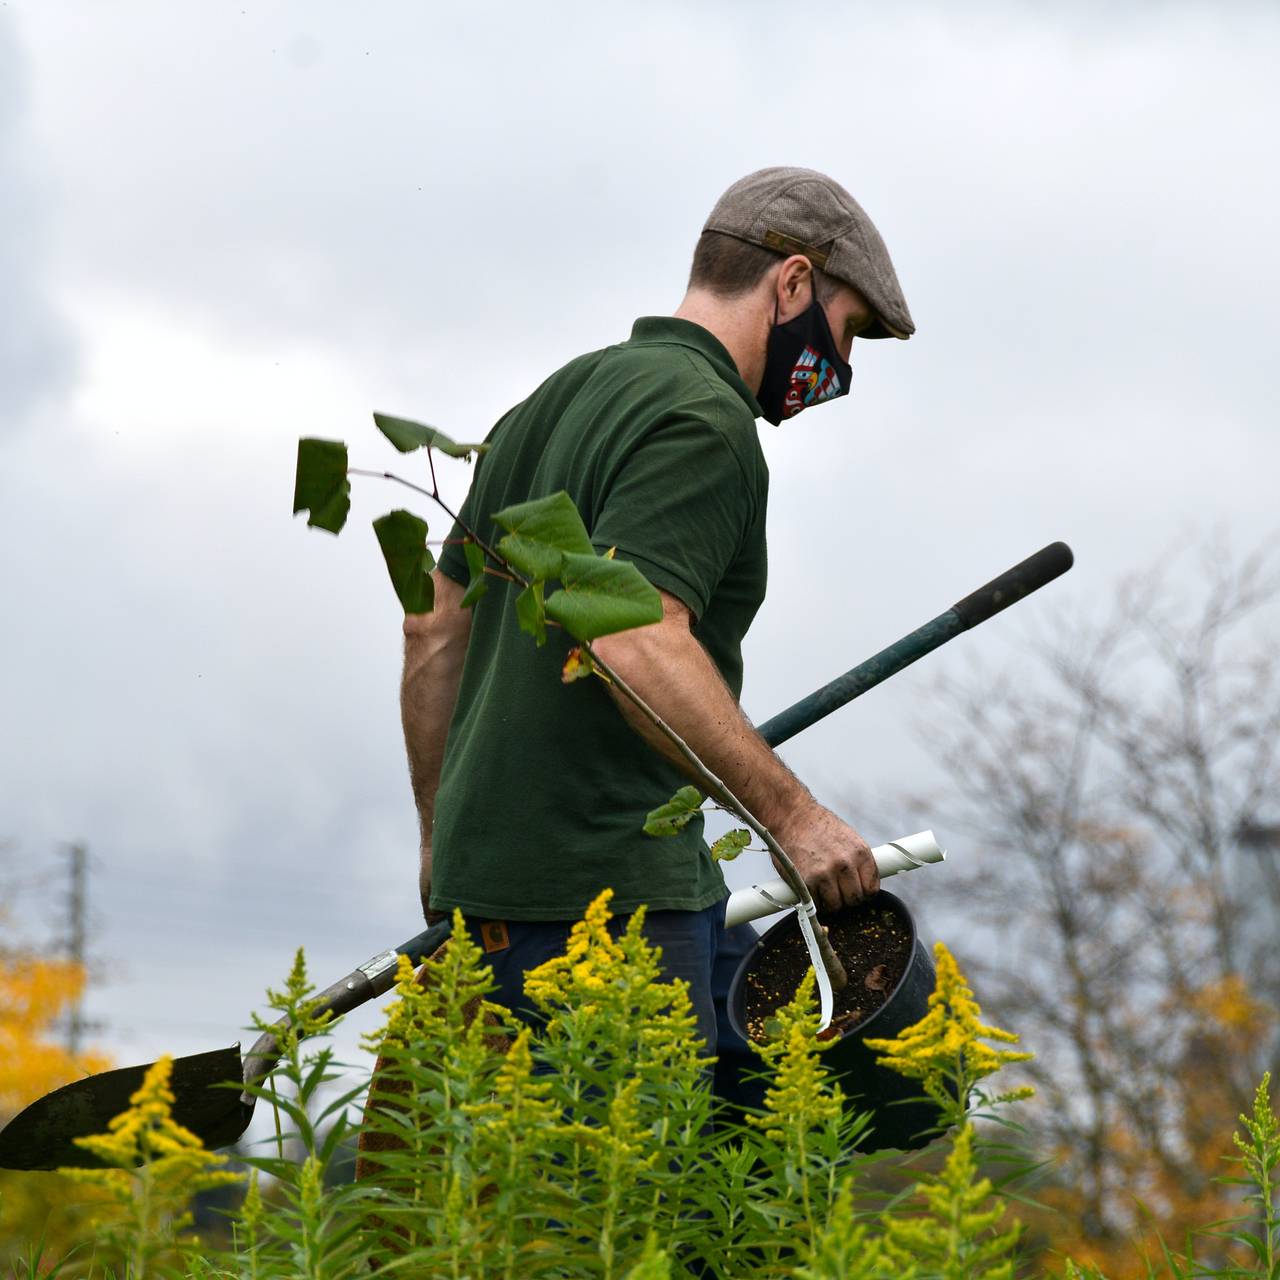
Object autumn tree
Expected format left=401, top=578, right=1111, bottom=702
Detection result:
left=0, top=844, right=113, bottom=1268
left=907, top=536, right=1280, bottom=1275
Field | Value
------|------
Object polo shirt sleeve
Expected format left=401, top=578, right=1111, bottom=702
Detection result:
left=589, top=414, right=758, bottom=620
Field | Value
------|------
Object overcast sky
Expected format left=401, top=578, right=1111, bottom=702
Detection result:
left=3, top=2, right=1278, bottom=1095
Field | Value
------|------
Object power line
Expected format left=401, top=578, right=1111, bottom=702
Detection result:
left=66, top=843, right=87, bottom=1055
left=62, top=842, right=105, bottom=1054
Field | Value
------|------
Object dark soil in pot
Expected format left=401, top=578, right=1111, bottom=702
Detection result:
left=727, top=888, right=941, bottom=1151
left=741, top=897, right=914, bottom=1044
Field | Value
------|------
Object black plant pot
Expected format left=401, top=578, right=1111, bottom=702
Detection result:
left=726, top=889, right=941, bottom=1152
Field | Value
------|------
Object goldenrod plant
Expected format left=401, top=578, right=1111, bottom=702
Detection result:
left=880, top=1124, right=1022, bottom=1279
left=743, top=968, right=869, bottom=1269
left=1214, top=1071, right=1279, bottom=1279
left=57, top=1055, right=240, bottom=1278
left=231, top=947, right=373, bottom=1279
left=10, top=895, right=1279, bottom=1277
left=863, top=939, right=1033, bottom=1130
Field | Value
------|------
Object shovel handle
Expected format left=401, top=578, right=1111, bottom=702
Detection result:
left=240, top=919, right=451, bottom=1099
left=950, top=541, right=1073, bottom=630
left=756, top=541, right=1074, bottom=748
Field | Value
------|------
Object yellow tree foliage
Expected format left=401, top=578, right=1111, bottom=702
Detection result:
left=0, top=953, right=114, bottom=1268
left=1032, top=973, right=1276, bottom=1277
left=0, top=958, right=111, bottom=1114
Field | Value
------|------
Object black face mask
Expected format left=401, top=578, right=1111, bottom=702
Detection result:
left=756, top=290, right=852, bottom=426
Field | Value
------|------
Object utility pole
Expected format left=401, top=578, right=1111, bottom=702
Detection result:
left=64, top=842, right=89, bottom=1056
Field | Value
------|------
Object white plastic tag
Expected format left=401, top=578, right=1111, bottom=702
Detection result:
left=794, top=902, right=834, bottom=1033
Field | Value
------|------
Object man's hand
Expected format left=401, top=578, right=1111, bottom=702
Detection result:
left=772, top=803, right=879, bottom=915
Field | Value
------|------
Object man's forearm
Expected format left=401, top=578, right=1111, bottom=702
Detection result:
left=592, top=590, right=878, bottom=912
left=592, top=595, right=809, bottom=833
left=401, top=571, right=471, bottom=910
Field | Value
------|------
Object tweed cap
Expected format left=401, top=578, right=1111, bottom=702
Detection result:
left=703, top=167, right=914, bottom=340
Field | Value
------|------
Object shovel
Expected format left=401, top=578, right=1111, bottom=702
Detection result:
left=0, top=541, right=1072, bottom=1171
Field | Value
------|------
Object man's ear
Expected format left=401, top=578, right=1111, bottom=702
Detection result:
left=774, top=254, right=815, bottom=322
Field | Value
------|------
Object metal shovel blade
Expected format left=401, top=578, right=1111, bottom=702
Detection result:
left=0, top=1046, right=251, bottom=1171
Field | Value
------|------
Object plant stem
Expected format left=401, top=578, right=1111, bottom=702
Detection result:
left=349, top=467, right=512, bottom=575
left=351, top=462, right=848, bottom=991
left=583, top=644, right=848, bottom=991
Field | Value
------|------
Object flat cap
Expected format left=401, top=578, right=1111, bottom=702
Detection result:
left=703, top=167, right=914, bottom=340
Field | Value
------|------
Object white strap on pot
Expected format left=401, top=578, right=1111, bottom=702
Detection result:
left=794, top=900, right=834, bottom=1033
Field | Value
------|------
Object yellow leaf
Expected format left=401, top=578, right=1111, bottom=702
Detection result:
left=561, top=645, right=597, bottom=683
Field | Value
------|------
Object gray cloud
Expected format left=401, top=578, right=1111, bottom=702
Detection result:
left=0, top=17, right=75, bottom=433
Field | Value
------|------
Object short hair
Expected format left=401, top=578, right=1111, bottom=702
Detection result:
left=687, top=230, right=839, bottom=302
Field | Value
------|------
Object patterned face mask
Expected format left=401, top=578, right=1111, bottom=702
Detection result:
left=756, top=284, right=852, bottom=426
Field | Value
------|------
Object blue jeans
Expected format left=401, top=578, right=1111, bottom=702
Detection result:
left=463, top=900, right=766, bottom=1115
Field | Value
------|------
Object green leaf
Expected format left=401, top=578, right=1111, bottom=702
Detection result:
left=643, top=785, right=704, bottom=837
left=492, top=491, right=593, bottom=582
left=293, top=438, right=351, bottom=534
left=460, top=540, right=488, bottom=609
left=515, top=580, right=547, bottom=646
left=710, top=829, right=752, bottom=862
left=372, top=510, right=436, bottom=614
left=545, top=552, right=663, bottom=642
left=372, top=412, right=489, bottom=459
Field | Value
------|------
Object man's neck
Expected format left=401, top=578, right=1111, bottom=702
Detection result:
left=672, top=288, right=769, bottom=394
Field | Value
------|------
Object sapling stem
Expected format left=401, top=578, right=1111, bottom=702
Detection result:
left=349, top=466, right=512, bottom=574
left=350, top=456, right=849, bottom=992
left=583, top=644, right=849, bottom=992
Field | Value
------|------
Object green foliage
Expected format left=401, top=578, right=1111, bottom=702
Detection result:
left=371, top=509, right=435, bottom=614
left=880, top=1124, right=1021, bottom=1279
left=515, top=580, right=547, bottom=646
left=459, top=538, right=488, bottom=608
left=295, top=426, right=663, bottom=646
left=293, top=438, right=351, bottom=534
left=371, top=411, right=489, bottom=459
left=710, top=828, right=751, bottom=861
left=14, top=901, right=1280, bottom=1278
left=493, top=489, right=594, bottom=581
left=1210, top=1070, right=1280, bottom=1279
left=1062, top=1262, right=1110, bottom=1279
left=544, top=550, right=664, bottom=641
left=56, top=1055, right=241, bottom=1278
left=794, top=1179, right=902, bottom=1279
left=233, top=947, right=371, bottom=1280
left=642, top=784, right=704, bottom=836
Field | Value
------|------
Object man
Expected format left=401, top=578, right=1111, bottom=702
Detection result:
left=400, top=167, right=914, bottom=1077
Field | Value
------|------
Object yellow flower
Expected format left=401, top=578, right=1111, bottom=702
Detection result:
left=64, top=1054, right=238, bottom=1188
left=749, top=969, right=843, bottom=1142
left=524, top=890, right=624, bottom=1008
left=366, top=909, right=502, bottom=1059
left=864, top=941, right=1032, bottom=1118
left=58, top=1053, right=241, bottom=1266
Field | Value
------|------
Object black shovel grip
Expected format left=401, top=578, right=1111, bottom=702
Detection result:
left=950, top=541, right=1074, bottom=631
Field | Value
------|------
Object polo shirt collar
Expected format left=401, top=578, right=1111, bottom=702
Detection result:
left=628, top=317, right=763, bottom=419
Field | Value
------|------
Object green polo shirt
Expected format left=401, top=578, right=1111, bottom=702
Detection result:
left=431, top=317, right=769, bottom=921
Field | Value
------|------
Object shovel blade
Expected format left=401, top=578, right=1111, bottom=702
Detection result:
left=0, top=1046, right=252, bottom=1171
